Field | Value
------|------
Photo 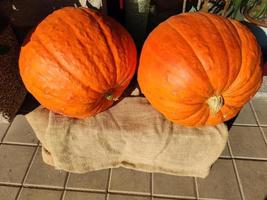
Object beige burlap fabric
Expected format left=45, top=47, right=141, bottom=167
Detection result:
left=26, top=97, right=228, bottom=178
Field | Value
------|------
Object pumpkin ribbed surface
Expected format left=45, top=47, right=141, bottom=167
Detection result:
left=138, top=12, right=263, bottom=127
left=19, top=7, right=137, bottom=118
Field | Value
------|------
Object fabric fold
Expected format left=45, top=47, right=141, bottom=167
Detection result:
left=26, top=97, right=228, bottom=178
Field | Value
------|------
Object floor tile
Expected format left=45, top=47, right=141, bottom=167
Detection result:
left=220, top=142, right=230, bottom=156
left=198, top=159, right=241, bottom=200
left=234, top=103, right=257, bottom=125
left=67, top=169, right=109, bottom=190
left=0, top=123, right=9, bottom=140
left=0, top=145, right=35, bottom=183
left=109, top=194, right=150, bottom=200
left=262, top=127, right=267, bottom=139
left=153, top=198, right=196, bottom=200
left=110, top=168, right=150, bottom=193
left=19, top=188, right=62, bottom=200
left=0, top=185, right=20, bottom=200
left=64, top=191, right=106, bottom=200
left=251, top=99, right=267, bottom=125
left=25, top=148, right=67, bottom=187
left=236, top=160, right=267, bottom=200
left=153, top=173, right=195, bottom=197
left=229, top=126, right=267, bottom=158
left=258, top=76, right=267, bottom=93
left=3, top=115, right=38, bottom=144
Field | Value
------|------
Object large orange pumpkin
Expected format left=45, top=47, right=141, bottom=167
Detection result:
left=138, top=12, right=263, bottom=127
left=19, top=7, right=137, bottom=118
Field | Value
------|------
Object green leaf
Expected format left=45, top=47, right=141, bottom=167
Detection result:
left=247, top=0, right=267, bottom=19
left=232, top=0, right=242, bottom=18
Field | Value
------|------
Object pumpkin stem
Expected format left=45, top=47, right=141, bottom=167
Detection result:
left=207, top=95, right=224, bottom=114
left=105, top=93, right=114, bottom=101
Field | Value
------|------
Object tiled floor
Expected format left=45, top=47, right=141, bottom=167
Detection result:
left=0, top=99, right=267, bottom=200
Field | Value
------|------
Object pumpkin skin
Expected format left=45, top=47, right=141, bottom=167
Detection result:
left=138, top=12, right=263, bottom=127
left=19, top=7, right=137, bottom=118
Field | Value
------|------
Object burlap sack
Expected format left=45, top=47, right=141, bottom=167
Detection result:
left=26, top=97, right=228, bottom=178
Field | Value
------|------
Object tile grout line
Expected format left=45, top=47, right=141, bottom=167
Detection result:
left=23, top=184, right=64, bottom=190
left=102, top=188, right=198, bottom=199
left=109, top=190, right=152, bottom=196
left=232, top=123, right=258, bottom=127
left=105, top=168, right=113, bottom=200
left=65, top=187, right=106, bottom=193
left=249, top=102, right=267, bottom=145
left=0, top=182, right=22, bottom=187
left=229, top=156, right=267, bottom=161
left=0, top=181, right=106, bottom=192
left=0, top=119, right=14, bottom=144
left=108, top=191, right=197, bottom=199
left=1, top=181, right=176, bottom=196
left=0, top=182, right=65, bottom=189
left=0, top=142, right=39, bottom=147
left=150, top=173, right=154, bottom=200
left=152, top=193, right=196, bottom=199
left=218, top=156, right=232, bottom=159
left=15, top=143, right=40, bottom=200
left=60, top=172, right=70, bottom=200
left=0, top=180, right=203, bottom=200
left=220, top=154, right=267, bottom=162
left=234, top=122, right=267, bottom=128
left=194, top=177, right=199, bottom=200
left=227, top=140, right=246, bottom=200
left=258, top=125, right=267, bottom=145
left=230, top=160, right=246, bottom=200
left=198, top=198, right=227, bottom=200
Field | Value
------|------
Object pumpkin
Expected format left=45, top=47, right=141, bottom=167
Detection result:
left=138, top=12, right=263, bottom=127
left=19, top=7, right=137, bottom=118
